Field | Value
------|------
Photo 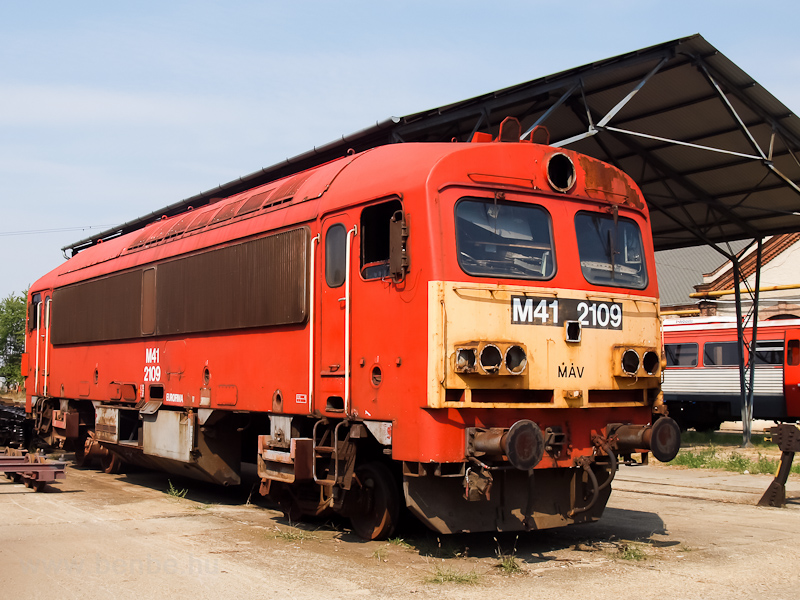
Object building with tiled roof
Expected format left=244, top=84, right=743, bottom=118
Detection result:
left=656, top=235, right=800, bottom=319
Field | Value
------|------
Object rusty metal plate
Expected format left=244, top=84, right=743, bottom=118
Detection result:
left=95, top=406, right=120, bottom=443
left=142, top=410, right=194, bottom=462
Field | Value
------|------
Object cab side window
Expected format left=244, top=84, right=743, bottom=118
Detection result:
left=360, top=199, right=402, bottom=280
left=28, top=292, right=42, bottom=331
left=325, top=224, right=347, bottom=288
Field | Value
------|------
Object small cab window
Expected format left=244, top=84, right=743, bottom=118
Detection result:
left=703, top=341, right=739, bottom=366
left=575, top=212, right=647, bottom=289
left=325, top=224, right=347, bottom=288
left=28, top=292, right=42, bottom=331
left=455, top=198, right=555, bottom=280
left=360, top=199, right=402, bottom=280
left=665, top=343, right=698, bottom=367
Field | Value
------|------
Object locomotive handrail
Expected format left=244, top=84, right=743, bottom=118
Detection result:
left=344, top=225, right=357, bottom=416
left=34, top=301, right=41, bottom=396
left=44, top=298, right=51, bottom=397
left=308, top=234, right=320, bottom=415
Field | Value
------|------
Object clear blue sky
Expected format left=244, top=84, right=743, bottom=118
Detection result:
left=2, top=1, right=799, bottom=300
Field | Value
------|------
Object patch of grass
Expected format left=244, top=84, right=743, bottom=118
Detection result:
left=166, top=480, right=188, bottom=499
left=388, top=537, right=412, bottom=549
left=425, top=565, right=480, bottom=585
left=372, top=546, right=389, bottom=562
left=670, top=446, right=800, bottom=475
left=418, top=536, right=466, bottom=559
left=617, top=542, right=646, bottom=561
left=270, top=526, right=317, bottom=542
left=494, top=536, right=524, bottom=575
left=680, top=431, right=771, bottom=447
left=497, top=555, right=524, bottom=575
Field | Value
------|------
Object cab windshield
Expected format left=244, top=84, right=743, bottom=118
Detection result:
left=455, top=198, right=555, bottom=280
left=575, top=212, right=647, bottom=289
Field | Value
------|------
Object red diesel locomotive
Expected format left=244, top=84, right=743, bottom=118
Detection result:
left=21, top=119, right=680, bottom=539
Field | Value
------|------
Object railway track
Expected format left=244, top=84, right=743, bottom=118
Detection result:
left=0, top=398, right=27, bottom=448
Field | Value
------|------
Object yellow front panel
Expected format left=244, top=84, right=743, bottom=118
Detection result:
left=427, top=281, right=660, bottom=409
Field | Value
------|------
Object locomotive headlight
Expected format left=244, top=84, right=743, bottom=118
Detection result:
left=642, top=351, right=660, bottom=375
left=479, top=344, right=503, bottom=374
left=505, top=345, right=527, bottom=375
left=455, top=348, right=477, bottom=373
left=621, top=349, right=640, bottom=376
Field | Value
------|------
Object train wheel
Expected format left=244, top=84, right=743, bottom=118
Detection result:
left=100, top=452, right=124, bottom=475
left=73, top=435, right=91, bottom=467
left=349, top=462, right=399, bottom=541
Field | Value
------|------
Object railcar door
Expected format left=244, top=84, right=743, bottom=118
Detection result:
left=317, top=216, right=358, bottom=416
left=784, top=329, right=800, bottom=418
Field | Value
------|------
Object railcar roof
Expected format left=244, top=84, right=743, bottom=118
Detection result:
left=65, top=34, right=800, bottom=256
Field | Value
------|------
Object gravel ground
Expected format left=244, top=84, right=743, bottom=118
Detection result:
left=2, top=453, right=799, bottom=600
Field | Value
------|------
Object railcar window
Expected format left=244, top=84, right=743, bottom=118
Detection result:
left=326, top=224, right=347, bottom=288
left=753, top=340, right=784, bottom=365
left=361, top=200, right=402, bottom=279
left=703, top=341, right=739, bottom=366
left=788, top=339, right=800, bottom=366
left=574, top=213, right=647, bottom=289
left=665, top=343, right=698, bottom=367
left=455, top=198, right=555, bottom=279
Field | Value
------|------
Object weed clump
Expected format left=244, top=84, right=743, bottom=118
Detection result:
left=166, top=480, right=188, bottom=499
left=425, top=565, right=480, bottom=585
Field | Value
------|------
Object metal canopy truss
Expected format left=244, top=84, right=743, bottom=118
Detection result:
left=731, top=239, right=763, bottom=446
left=66, top=34, right=800, bottom=255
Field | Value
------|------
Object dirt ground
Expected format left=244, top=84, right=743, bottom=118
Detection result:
left=2, top=451, right=799, bottom=600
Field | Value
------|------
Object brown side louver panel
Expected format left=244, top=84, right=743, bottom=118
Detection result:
left=52, top=271, right=143, bottom=344
left=52, top=228, right=308, bottom=345
left=156, top=227, right=308, bottom=335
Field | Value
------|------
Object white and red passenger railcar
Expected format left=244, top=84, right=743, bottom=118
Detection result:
left=662, top=316, right=800, bottom=431
left=22, top=119, right=679, bottom=539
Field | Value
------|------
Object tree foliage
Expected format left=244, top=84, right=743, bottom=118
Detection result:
left=0, top=291, right=27, bottom=385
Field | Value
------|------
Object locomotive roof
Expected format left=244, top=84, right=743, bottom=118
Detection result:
left=49, top=141, right=639, bottom=290
left=65, top=34, right=800, bottom=257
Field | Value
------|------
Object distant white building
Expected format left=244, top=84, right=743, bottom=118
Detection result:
left=656, top=234, right=800, bottom=319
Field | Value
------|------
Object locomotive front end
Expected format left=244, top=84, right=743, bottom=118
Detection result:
left=404, top=141, right=679, bottom=534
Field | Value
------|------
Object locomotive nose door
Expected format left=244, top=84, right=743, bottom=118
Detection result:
left=784, top=329, right=800, bottom=419
left=317, top=217, right=357, bottom=416
left=28, top=291, right=52, bottom=397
